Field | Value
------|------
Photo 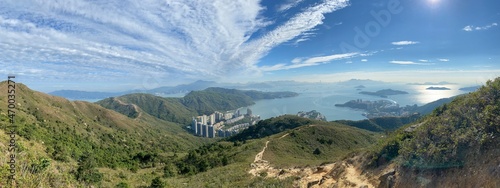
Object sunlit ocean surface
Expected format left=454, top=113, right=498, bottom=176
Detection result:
left=243, top=83, right=469, bottom=121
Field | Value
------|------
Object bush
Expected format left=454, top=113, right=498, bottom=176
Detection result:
left=149, top=177, right=165, bottom=188
left=115, top=182, right=130, bottom=188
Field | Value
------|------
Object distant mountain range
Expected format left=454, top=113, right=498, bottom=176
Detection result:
left=48, top=79, right=389, bottom=100
left=49, top=80, right=301, bottom=100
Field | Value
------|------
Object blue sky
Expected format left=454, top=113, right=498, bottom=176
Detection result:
left=1, top=0, right=499, bottom=92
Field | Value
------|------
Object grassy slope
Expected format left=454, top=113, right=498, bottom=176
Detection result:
left=365, top=78, right=500, bottom=187
left=97, top=93, right=198, bottom=125
left=264, top=122, right=380, bottom=167
left=0, top=81, right=211, bottom=187
left=157, top=116, right=380, bottom=187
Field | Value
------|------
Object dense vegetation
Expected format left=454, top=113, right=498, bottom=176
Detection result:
left=413, top=96, right=457, bottom=115
left=335, top=113, right=420, bottom=132
left=369, top=78, right=500, bottom=169
left=181, top=88, right=255, bottom=115
left=229, top=115, right=314, bottom=141
left=98, top=94, right=197, bottom=125
left=0, top=82, right=208, bottom=186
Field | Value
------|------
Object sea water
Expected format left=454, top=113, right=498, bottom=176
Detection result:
left=242, top=83, right=469, bottom=121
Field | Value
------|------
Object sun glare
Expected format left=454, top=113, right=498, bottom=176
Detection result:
left=429, top=0, right=440, bottom=4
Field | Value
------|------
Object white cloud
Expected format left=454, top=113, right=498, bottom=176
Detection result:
left=391, top=41, right=420, bottom=46
left=463, top=23, right=498, bottom=32
left=419, top=59, right=429, bottom=62
left=439, top=59, right=450, bottom=62
left=390, top=61, right=433, bottom=65
left=361, top=59, right=368, bottom=62
left=345, top=61, right=353, bottom=64
left=0, top=0, right=351, bottom=87
left=463, top=25, right=473, bottom=32
left=278, top=0, right=305, bottom=12
left=261, top=52, right=358, bottom=71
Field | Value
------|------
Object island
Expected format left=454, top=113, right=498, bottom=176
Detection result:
left=335, top=99, right=418, bottom=119
left=297, top=110, right=327, bottom=121
left=359, top=89, right=408, bottom=98
left=426, top=86, right=451, bottom=90
left=354, top=85, right=366, bottom=89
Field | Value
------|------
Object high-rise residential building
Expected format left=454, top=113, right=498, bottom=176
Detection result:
left=192, top=117, right=198, bottom=134
left=209, top=113, right=216, bottom=125
left=215, top=111, right=224, bottom=122
left=247, top=108, right=252, bottom=116
left=236, top=109, right=240, bottom=117
left=202, top=115, right=208, bottom=125
left=202, top=124, right=208, bottom=137
left=208, top=125, right=215, bottom=138
left=197, top=122, right=203, bottom=136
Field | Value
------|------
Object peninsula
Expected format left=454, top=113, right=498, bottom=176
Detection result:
left=359, top=89, right=408, bottom=98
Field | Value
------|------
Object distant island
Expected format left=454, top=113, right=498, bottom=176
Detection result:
left=335, top=99, right=417, bottom=118
left=297, top=110, right=327, bottom=121
left=359, top=89, right=408, bottom=98
left=334, top=97, right=455, bottom=119
left=354, top=85, right=366, bottom=89
left=426, top=86, right=451, bottom=90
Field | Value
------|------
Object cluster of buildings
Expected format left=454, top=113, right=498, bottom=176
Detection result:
left=191, top=108, right=259, bottom=138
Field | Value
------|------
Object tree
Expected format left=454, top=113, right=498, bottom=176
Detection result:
left=75, top=153, right=103, bottom=184
left=149, top=177, right=166, bottom=188
left=313, top=148, right=322, bottom=155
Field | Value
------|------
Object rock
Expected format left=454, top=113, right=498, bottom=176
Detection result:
left=378, top=169, right=396, bottom=188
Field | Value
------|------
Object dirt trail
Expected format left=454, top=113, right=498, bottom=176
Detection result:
left=342, top=163, right=374, bottom=188
left=249, top=141, right=272, bottom=176
left=279, top=133, right=290, bottom=139
left=254, top=141, right=269, bottom=162
left=248, top=126, right=376, bottom=187
left=248, top=139, right=376, bottom=187
left=114, top=98, right=142, bottom=119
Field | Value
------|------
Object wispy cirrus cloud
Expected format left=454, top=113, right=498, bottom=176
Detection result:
left=391, top=41, right=420, bottom=46
left=390, top=61, right=433, bottom=65
left=0, top=0, right=351, bottom=88
left=463, top=23, right=498, bottom=32
left=439, top=59, right=450, bottom=62
left=261, top=52, right=358, bottom=71
left=277, top=0, right=305, bottom=12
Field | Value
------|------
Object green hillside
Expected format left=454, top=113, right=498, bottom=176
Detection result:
left=334, top=113, right=421, bottom=132
left=0, top=81, right=210, bottom=187
left=229, top=115, right=314, bottom=141
left=97, top=93, right=197, bottom=125
left=263, top=122, right=379, bottom=167
left=181, top=88, right=255, bottom=115
left=365, top=78, right=500, bottom=187
left=159, top=116, right=380, bottom=187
